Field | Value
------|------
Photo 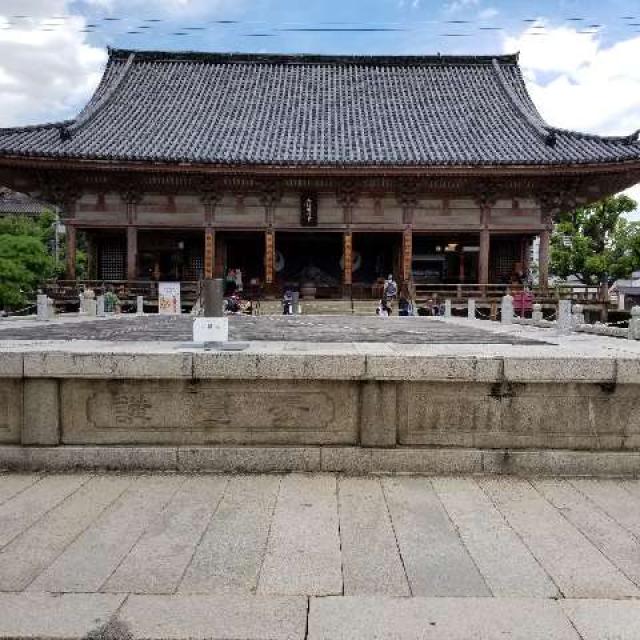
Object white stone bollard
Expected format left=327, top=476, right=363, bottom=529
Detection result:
left=36, top=294, right=50, bottom=321
left=558, top=299, right=573, bottom=333
left=572, top=303, right=585, bottom=327
left=85, top=299, right=97, bottom=316
left=136, top=295, right=144, bottom=315
left=532, top=303, right=543, bottom=322
left=501, top=294, right=514, bottom=324
left=78, top=291, right=85, bottom=314
left=467, top=298, right=476, bottom=320
left=97, top=295, right=105, bottom=317
left=444, top=299, right=452, bottom=318
left=630, top=306, right=640, bottom=341
left=618, top=292, right=626, bottom=311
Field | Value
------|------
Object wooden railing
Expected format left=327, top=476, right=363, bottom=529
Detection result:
left=42, top=279, right=610, bottom=310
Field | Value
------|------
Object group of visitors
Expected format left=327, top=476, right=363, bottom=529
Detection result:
left=377, top=274, right=417, bottom=317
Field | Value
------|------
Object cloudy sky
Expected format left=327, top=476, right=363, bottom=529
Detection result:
left=1, top=0, right=639, bottom=218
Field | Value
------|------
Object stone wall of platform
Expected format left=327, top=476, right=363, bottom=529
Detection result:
left=2, top=349, right=639, bottom=452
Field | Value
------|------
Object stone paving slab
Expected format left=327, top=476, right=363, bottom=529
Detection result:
left=480, top=478, right=640, bottom=598
left=0, top=592, right=126, bottom=639
left=308, top=596, right=579, bottom=640
left=119, top=594, right=307, bottom=640
left=258, top=474, right=342, bottom=596
left=29, top=475, right=180, bottom=593
left=338, top=477, right=410, bottom=596
left=382, top=477, right=490, bottom=597
left=179, top=475, right=280, bottom=594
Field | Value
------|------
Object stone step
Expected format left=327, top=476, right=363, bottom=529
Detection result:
left=2, top=593, right=640, bottom=639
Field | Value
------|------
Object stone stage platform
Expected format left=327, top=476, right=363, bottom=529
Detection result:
left=0, top=314, right=544, bottom=344
left=1, top=315, right=640, bottom=475
left=2, top=472, right=640, bottom=639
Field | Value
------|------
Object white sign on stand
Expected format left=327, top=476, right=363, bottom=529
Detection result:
left=158, top=282, right=181, bottom=315
left=193, top=317, right=229, bottom=342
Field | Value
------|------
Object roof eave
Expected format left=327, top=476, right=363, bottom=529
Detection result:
left=1, top=154, right=639, bottom=177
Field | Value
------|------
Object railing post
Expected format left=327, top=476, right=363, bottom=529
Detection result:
left=501, top=294, right=514, bottom=324
left=558, top=299, right=572, bottom=333
left=629, top=307, right=640, bottom=341
left=532, top=303, right=543, bottom=322
left=467, top=298, right=476, bottom=320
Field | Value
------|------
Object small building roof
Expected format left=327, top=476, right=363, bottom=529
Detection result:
left=0, top=49, right=639, bottom=168
left=0, top=188, right=52, bottom=216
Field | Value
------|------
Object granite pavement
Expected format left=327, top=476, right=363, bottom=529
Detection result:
left=2, top=472, right=640, bottom=638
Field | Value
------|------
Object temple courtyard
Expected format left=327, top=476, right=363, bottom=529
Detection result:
left=3, top=473, right=640, bottom=639
left=2, top=314, right=640, bottom=638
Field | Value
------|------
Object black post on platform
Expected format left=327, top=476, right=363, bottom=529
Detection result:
left=202, top=278, right=224, bottom=317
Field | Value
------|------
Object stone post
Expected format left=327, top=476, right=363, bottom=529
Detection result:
left=629, top=306, right=640, bottom=341
left=97, top=295, right=105, bottom=317
left=558, top=299, right=572, bottom=332
left=37, top=294, right=50, bottom=321
left=532, top=303, right=543, bottom=322
left=501, top=294, right=514, bottom=324
left=78, top=290, right=85, bottom=314
left=136, top=295, right=144, bottom=315
left=618, top=292, right=626, bottom=311
left=572, top=303, right=585, bottom=328
left=84, top=290, right=97, bottom=317
left=467, top=298, right=476, bottom=320
left=444, top=299, right=452, bottom=318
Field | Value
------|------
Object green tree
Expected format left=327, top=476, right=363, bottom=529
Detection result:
left=0, top=214, right=57, bottom=310
left=550, top=194, right=639, bottom=285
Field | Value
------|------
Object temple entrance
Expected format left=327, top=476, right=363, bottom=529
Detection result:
left=275, top=232, right=342, bottom=296
left=412, top=234, right=479, bottom=284
left=352, top=232, right=399, bottom=283
left=137, top=231, right=203, bottom=282
left=218, top=232, right=265, bottom=290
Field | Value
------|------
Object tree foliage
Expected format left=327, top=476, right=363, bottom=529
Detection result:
left=0, top=214, right=57, bottom=310
left=550, top=194, right=640, bottom=285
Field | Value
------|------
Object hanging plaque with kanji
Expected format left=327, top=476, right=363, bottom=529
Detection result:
left=300, top=193, right=318, bottom=226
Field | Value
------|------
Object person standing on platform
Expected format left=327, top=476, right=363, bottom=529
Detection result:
left=384, top=274, right=398, bottom=301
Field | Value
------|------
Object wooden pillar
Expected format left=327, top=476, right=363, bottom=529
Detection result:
left=265, top=230, right=275, bottom=285
left=86, top=235, right=97, bottom=280
left=458, top=247, right=465, bottom=284
left=401, top=227, right=412, bottom=284
left=539, top=227, right=550, bottom=290
left=479, top=228, right=490, bottom=286
left=127, top=226, right=137, bottom=281
left=65, top=225, right=77, bottom=281
left=204, top=228, right=215, bottom=279
left=343, top=231, right=353, bottom=291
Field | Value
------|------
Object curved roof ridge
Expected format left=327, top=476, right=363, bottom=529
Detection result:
left=490, top=58, right=555, bottom=146
left=107, top=47, right=519, bottom=66
left=64, top=52, right=136, bottom=137
left=0, top=119, right=74, bottom=135
left=550, top=127, right=640, bottom=145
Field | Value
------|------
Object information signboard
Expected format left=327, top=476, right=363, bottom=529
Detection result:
left=158, top=282, right=181, bottom=315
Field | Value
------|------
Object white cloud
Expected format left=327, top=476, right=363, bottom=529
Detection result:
left=445, top=0, right=479, bottom=14
left=504, top=25, right=640, bottom=219
left=478, top=7, right=499, bottom=21
left=0, top=2, right=107, bottom=127
left=504, top=26, right=640, bottom=135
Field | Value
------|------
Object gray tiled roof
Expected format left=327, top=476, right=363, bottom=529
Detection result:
left=0, top=49, right=638, bottom=167
left=0, top=188, right=51, bottom=215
